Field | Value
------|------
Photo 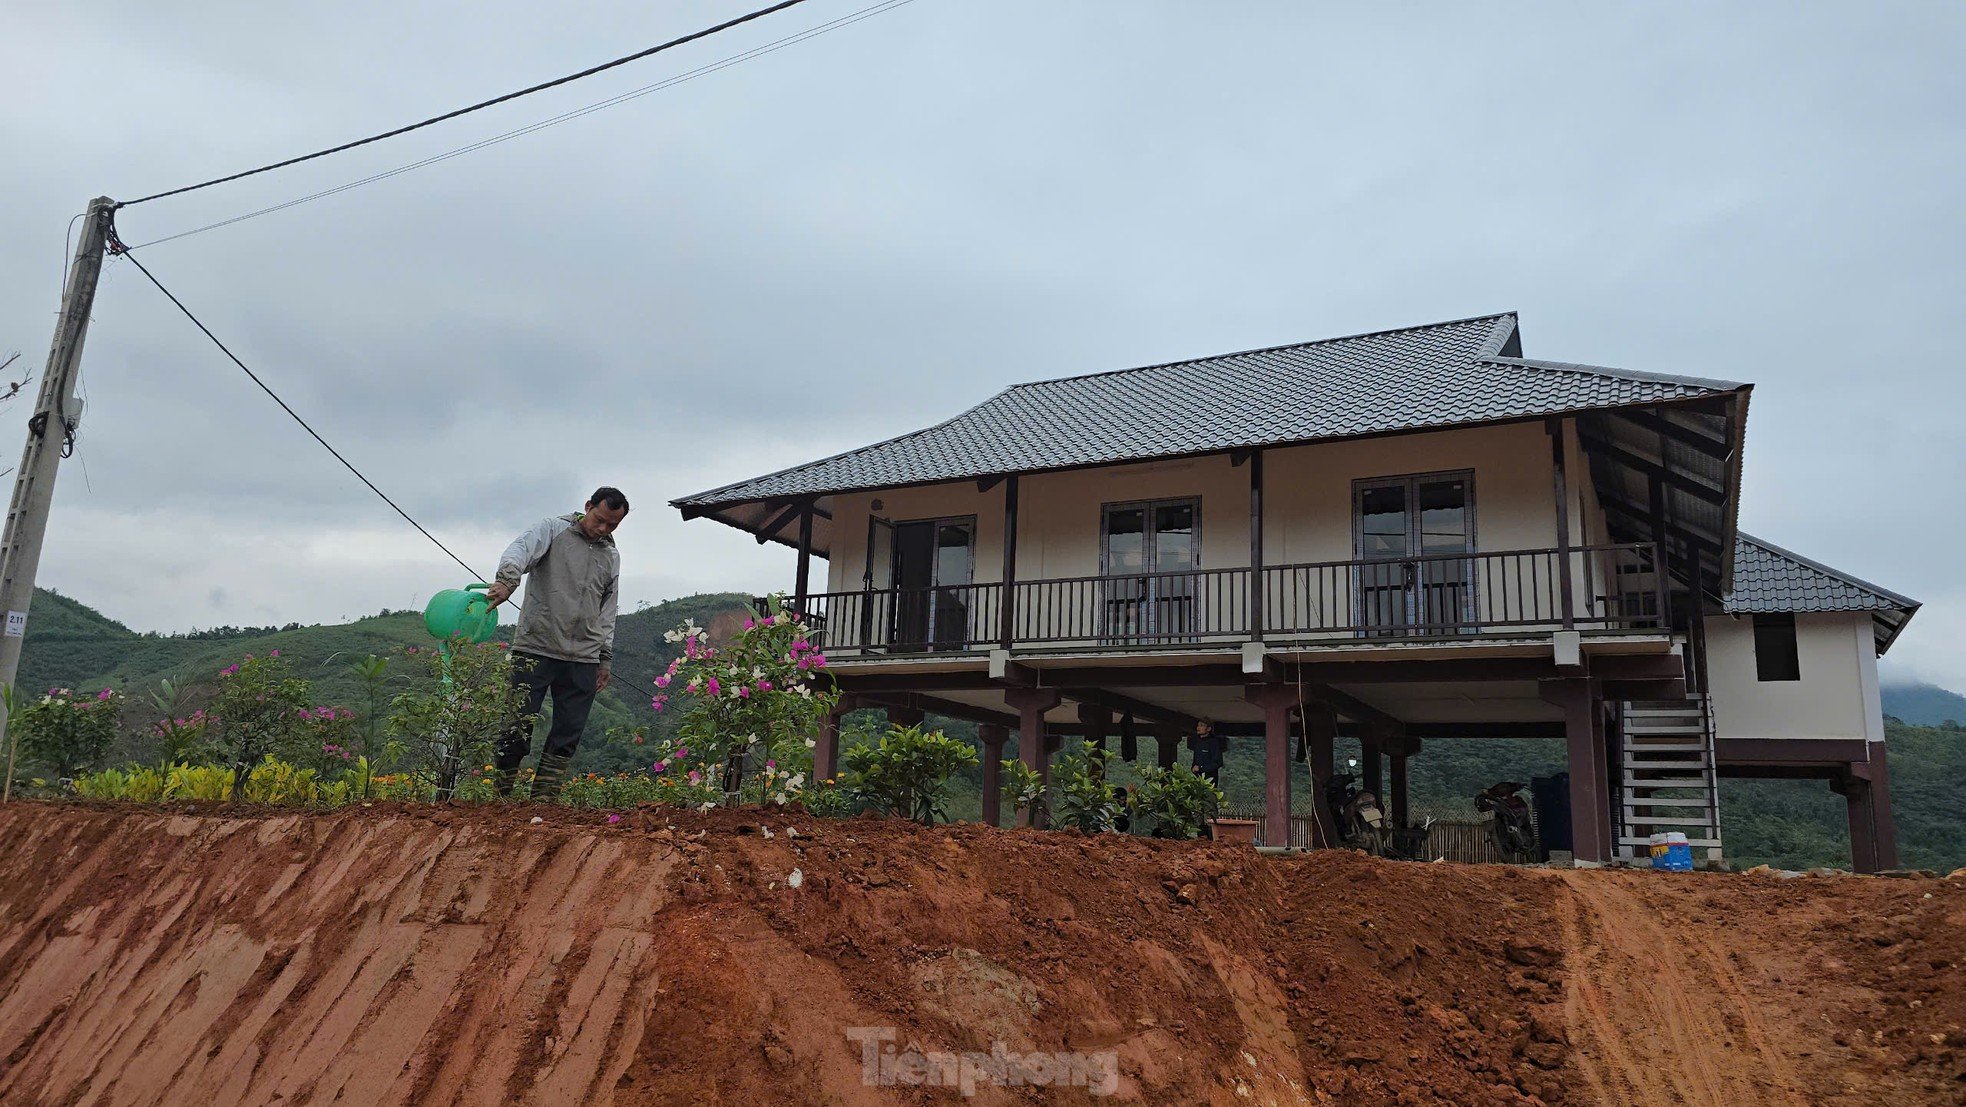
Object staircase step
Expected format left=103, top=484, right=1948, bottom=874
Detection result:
left=1624, top=761, right=1709, bottom=773
left=1619, top=796, right=1714, bottom=808
left=1625, top=724, right=1708, bottom=735
left=1620, top=742, right=1709, bottom=752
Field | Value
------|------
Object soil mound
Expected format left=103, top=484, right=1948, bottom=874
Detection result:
left=0, top=803, right=1959, bottom=1105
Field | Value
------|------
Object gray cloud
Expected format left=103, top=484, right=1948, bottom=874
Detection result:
left=4, top=1, right=1961, bottom=684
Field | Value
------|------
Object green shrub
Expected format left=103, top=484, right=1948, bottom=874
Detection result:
left=388, top=640, right=530, bottom=798
left=208, top=654, right=314, bottom=799
left=1053, top=746, right=1121, bottom=833
left=14, top=687, right=124, bottom=779
left=1001, top=758, right=1046, bottom=826
left=840, top=724, right=978, bottom=825
left=1128, top=765, right=1224, bottom=840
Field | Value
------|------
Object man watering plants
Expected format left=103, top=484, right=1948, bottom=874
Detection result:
left=484, top=486, right=628, bottom=799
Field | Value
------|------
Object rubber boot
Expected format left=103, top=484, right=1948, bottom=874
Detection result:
left=531, top=753, right=573, bottom=801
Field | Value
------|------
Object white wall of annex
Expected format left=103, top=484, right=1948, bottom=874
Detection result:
left=1706, top=611, right=1882, bottom=742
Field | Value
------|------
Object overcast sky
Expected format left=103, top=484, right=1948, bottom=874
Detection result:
left=4, top=1, right=1962, bottom=687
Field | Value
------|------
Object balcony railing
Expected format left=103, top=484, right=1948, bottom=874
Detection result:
left=800, top=542, right=1666, bottom=655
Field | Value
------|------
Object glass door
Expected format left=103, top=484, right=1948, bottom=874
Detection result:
left=889, top=517, right=974, bottom=650
left=1354, top=473, right=1472, bottom=634
left=1102, top=499, right=1199, bottom=641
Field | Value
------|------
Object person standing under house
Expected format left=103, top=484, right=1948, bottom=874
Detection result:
left=1188, top=717, right=1226, bottom=785
left=485, top=487, right=628, bottom=799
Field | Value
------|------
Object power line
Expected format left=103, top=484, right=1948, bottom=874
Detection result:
left=115, top=248, right=488, bottom=583
left=125, top=0, right=916, bottom=251
left=118, top=0, right=814, bottom=208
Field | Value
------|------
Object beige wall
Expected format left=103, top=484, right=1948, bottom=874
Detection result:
left=1706, top=611, right=1885, bottom=743
left=809, top=420, right=1655, bottom=637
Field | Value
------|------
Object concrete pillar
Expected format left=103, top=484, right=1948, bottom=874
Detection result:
left=1004, top=687, right=1061, bottom=827
left=977, top=723, right=1007, bottom=827
left=1245, top=685, right=1296, bottom=848
left=1541, top=677, right=1610, bottom=863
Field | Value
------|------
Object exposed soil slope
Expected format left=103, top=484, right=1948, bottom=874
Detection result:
left=0, top=803, right=1958, bottom=1105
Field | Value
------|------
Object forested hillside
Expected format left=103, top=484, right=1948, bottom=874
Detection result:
left=17, top=589, right=1962, bottom=870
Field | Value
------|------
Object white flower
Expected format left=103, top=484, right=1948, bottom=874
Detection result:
left=803, top=736, right=816, bottom=748
left=772, top=792, right=788, bottom=805
left=699, top=801, right=716, bottom=811
left=663, top=629, right=684, bottom=644
left=774, top=614, right=790, bottom=626
left=787, top=867, right=804, bottom=888
left=787, top=773, right=806, bottom=789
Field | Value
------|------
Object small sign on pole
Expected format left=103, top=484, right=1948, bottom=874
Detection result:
left=4, top=611, right=25, bottom=638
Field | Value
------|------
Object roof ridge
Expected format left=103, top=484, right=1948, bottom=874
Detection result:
left=668, top=387, right=1017, bottom=507
left=1736, top=532, right=1920, bottom=610
left=1482, top=355, right=1745, bottom=394
left=1005, top=311, right=1519, bottom=391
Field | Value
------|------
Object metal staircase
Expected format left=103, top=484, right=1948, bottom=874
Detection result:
left=1615, top=694, right=1722, bottom=860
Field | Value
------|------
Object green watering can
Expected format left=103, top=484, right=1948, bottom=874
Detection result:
left=424, top=583, right=499, bottom=645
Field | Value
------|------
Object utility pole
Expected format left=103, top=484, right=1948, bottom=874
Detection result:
left=0, top=197, right=114, bottom=768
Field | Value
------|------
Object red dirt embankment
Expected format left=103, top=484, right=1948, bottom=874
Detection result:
left=0, top=803, right=1959, bottom=1106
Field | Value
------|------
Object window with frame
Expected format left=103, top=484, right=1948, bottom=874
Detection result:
left=1752, top=612, right=1801, bottom=682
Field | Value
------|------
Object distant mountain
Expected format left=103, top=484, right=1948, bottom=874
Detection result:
left=1882, top=682, right=1966, bottom=727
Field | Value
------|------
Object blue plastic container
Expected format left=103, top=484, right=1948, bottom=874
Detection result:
left=1650, top=831, right=1694, bottom=872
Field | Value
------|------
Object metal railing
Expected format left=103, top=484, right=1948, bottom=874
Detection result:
left=803, top=542, right=1666, bottom=655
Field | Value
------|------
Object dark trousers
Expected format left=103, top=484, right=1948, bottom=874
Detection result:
left=495, top=652, right=599, bottom=771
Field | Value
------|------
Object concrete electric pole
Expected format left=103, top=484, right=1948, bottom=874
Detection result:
left=0, top=197, right=115, bottom=771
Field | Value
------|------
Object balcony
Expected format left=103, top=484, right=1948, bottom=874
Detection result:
left=802, top=542, right=1669, bottom=656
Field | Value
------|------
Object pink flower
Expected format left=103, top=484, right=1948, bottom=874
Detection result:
left=687, top=770, right=702, bottom=783
left=736, top=685, right=751, bottom=699
left=705, top=678, right=721, bottom=697
left=766, top=760, right=777, bottom=769
left=269, top=649, right=280, bottom=657
left=220, top=665, right=240, bottom=677
left=743, top=618, right=756, bottom=630
left=757, top=680, right=773, bottom=692
left=654, top=675, right=670, bottom=688
left=810, top=655, right=828, bottom=669
left=795, top=657, right=811, bottom=671
left=674, top=746, right=688, bottom=759
left=97, top=689, right=113, bottom=701
left=653, top=760, right=669, bottom=773
left=607, top=814, right=623, bottom=824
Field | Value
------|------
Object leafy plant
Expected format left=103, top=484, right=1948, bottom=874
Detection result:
left=73, top=765, right=169, bottom=802
left=654, top=598, right=837, bottom=804
left=840, top=723, right=978, bottom=825
left=348, top=654, right=391, bottom=797
left=1001, top=758, right=1046, bottom=826
left=1053, top=746, right=1121, bottom=833
left=149, top=708, right=214, bottom=768
left=387, top=639, right=530, bottom=799
left=1127, top=765, right=1225, bottom=840
left=12, top=686, right=124, bottom=780
left=796, top=777, right=860, bottom=818
left=208, top=653, right=314, bottom=800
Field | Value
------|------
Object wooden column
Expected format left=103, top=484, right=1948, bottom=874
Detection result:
left=1360, top=730, right=1384, bottom=800
left=1868, top=742, right=1900, bottom=870
left=1548, top=417, right=1576, bottom=629
left=1078, top=704, right=1110, bottom=780
left=999, top=475, right=1020, bottom=651
left=815, top=701, right=850, bottom=784
left=1304, top=701, right=1337, bottom=848
left=1247, top=448, right=1265, bottom=640
left=794, top=502, right=815, bottom=614
left=978, top=723, right=1007, bottom=827
left=1004, top=686, right=1061, bottom=827
left=1245, top=685, right=1295, bottom=847
left=1542, top=677, right=1609, bottom=862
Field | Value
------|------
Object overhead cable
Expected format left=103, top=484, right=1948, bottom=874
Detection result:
left=125, top=0, right=916, bottom=250
left=118, top=0, right=814, bottom=208
left=116, top=247, right=488, bottom=583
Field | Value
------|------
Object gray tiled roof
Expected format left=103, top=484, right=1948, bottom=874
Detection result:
left=1725, top=533, right=1919, bottom=653
left=674, top=312, right=1743, bottom=508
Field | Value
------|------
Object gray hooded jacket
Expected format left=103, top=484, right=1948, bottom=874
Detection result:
left=496, top=513, right=620, bottom=664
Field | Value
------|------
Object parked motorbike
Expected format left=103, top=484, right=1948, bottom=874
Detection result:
left=1323, top=771, right=1390, bottom=856
left=1475, top=780, right=1535, bottom=863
